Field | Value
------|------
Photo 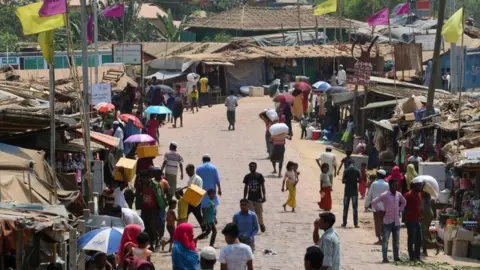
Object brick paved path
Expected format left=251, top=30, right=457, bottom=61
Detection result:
left=150, top=97, right=473, bottom=269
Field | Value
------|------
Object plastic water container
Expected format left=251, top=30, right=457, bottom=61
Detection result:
left=306, top=126, right=315, bottom=139
left=438, top=189, right=451, bottom=204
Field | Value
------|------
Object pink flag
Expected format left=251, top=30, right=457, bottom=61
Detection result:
left=39, top=0, right=67, bottom=17
left=396, top=3, right=409, bottom=15
left=87, top=13, right=94, bottom=43
left=367, top=8, right=389, bottom=26
left=103, top=3, right=124, bottom=18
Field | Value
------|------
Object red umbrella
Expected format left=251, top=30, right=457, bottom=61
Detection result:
left=119, top=114, right=144, bottom=129
left=94, top=102, right=115, bottom=113
left=273, top=93, right=295, bottom=104
left=293, top=82, right=312, bottom=92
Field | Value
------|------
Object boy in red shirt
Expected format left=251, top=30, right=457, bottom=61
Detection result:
left=403, top=178, right=424, bottom=262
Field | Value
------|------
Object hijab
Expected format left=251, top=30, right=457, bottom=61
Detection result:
left=174, top=223, right=196, bottom=251
left=406, top=164, right=418, bottom=190
left=386, top=166, right=402, bottom=182
left=117, top=224, right=142, bottom=264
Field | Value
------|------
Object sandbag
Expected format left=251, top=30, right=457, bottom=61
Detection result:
left=413, top=175, right=440, bottom=199
left=402, top=95, right=422, bottom=114
left=240, top=86, right=251, bottom=96
left=269, top=123, right=289, bottom=136
left=187, top=73, right=199, bottom=83
left=266, top=109, right=278, bottom=122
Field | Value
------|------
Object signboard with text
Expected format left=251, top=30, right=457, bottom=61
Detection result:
left=112, top=44, right=142, bottom=65
left=91, top=83, right=112, bottom=105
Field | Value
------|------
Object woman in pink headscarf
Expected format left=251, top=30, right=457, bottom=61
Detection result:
left=117, top=224, right=142, bottom=268
left=171, top=223, right=199, bottom=270
left=385, top=165, right=404, bottom=192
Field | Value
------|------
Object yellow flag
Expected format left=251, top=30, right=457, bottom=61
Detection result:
left=16, top=2, right=66, bottom=36
left=38, top=30, right=54, bottom=65
left=441, top=7, right=464, bottom=43
left=314, top=0, right=337, bottom=16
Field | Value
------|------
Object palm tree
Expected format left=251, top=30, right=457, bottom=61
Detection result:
left=154, top=9, right=186, bottom=42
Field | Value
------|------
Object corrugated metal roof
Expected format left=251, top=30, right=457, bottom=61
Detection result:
left=92, top=42, right=231, bottom=59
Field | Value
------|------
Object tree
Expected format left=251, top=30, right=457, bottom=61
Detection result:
left=0, top=33, right=22, bottom=52
left=155, top=9, right=186, bottom=41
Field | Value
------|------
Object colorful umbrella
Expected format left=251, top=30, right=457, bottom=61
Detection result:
left=293, top=82, right=312, bottom=92
left=145, top=105, right=172, bottom=115
left=78, top=227, right=124, bottom=254
left=273, top=93, right=295, bottom=104
left=124, top=134, right=155, bottom=144
left=119, top=114, right=144, bottom=129
left=94, top=102, right=115, bottom=113
left=312, top=81, right=331, bottom=91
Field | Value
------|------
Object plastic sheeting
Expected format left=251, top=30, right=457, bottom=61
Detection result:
left=253, top=31, right=328, bottom=47
left=226, top=60, right=265, bottom=94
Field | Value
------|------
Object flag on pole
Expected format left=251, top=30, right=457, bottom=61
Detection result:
left=38, top=30, right=54, bottom=65
left=395, top=3, right=409, bottom=15
left=103, top=3, right=124, bottom=18
left=313, top=0, right=337, bottom=16
left=441, top=7, right=464, bottom=43
left=87, top=13, right=94, bottom=43
left=16, top=2, right=66, bottom=35
left=39, top=0, right=67, bottom=17
left=367, top=8, right=389, bottom=26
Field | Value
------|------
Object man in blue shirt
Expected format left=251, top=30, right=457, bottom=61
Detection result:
left=196, top=154, right=222, bottom=231
left=233, top=199, right=259, bottom=250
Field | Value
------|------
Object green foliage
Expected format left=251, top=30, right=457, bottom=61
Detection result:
left=203, top=32, right=233, bottom=42
left=154, top=9, right=186, bottom=42
left=0, top=33, right=22, bottom=52
left=342, top=0, right=404, bottom=21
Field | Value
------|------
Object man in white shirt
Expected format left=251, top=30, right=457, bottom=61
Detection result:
left=225, top=91, right=238, bottom=131
left=337, top=64, right=347, bottom=86
left=185, top=164, right=205, bottom=231
left=112, top=205, right=145, bottom=231
left=364, top=169, right=389, bottom=245
left=316, top=147, right=337, bottom=187
left=161, top=142, right=184, bottom=195
left=113, top=121, right=124, bottom=157
left=219, top=223, right=254, bottom=270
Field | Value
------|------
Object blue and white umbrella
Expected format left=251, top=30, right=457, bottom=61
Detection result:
left=78, top=227, right=124, bottom=254
left=145, top=105, right=172, bottom=115
left=312, top=81, right=331, bottom=92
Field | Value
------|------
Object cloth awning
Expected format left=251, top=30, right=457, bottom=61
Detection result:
left=203, top=61, right=234, bottom=66
left=368, top=119, right=394, bottom=131
left=73, top=129, right=119, bottom=149
left=144, top=70, right=184, bottom=80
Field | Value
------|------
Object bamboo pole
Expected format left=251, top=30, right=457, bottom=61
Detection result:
left=456, top=6, right=465, bottom=152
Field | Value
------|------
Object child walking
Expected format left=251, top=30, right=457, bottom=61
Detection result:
left=282, top=161, right=298, bottom=212
left=175, top=189, right=188, bottom=225
left=163, top=199, right=177, bottom=252
left=318, top=163, right=333, bottom=211
left=194, top=189, right=217, bottom=247
left=134, top=232, right=152, bottom=261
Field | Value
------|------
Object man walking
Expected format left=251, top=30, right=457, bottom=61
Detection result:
left=185, top=164, right=204, bottom=229
left=219, top=223, right=254, bottom=270
left=341, top=160, right=361, bottom=228
left=313, top=212, right=340, bottom=270
left=199, top=75, right=211, bottom=108
left=372, top=178, right=406, bottom=263
left=233, top=199, right=259, bottom=251
left=161, top=142, right=184, bottom=195
left=364, top=169, right=389, bottom=245
left=243, top=162, right=267, bottom=233
left=225, top=91, right=238, bottom=130
left=403, top=178, right=424, bottom=262
left=197, top=154, right=222, bottom=231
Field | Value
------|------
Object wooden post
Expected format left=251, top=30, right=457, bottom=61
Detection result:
left=360, top=86, right=368, bottom=135
left=69, top=228, right=78, bottom=270
left=15, top=224, right=24, bottom=270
